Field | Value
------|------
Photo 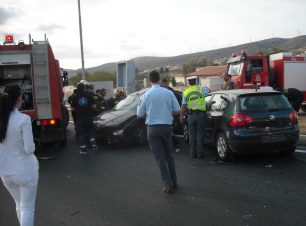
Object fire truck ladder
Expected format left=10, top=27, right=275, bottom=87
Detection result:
left=32, top=40, right=52, bottom=119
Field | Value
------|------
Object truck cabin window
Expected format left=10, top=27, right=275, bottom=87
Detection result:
left=228, top=62, right=243, bottom=77
left=245, top=59, right=263, bottom=82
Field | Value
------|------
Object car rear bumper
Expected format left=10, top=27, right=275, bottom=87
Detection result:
left=228, top=129, right=299, bottom=153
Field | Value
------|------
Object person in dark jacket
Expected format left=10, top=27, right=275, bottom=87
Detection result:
left=71, top=82, right=97, bottom=154
left=68, top=89, right=79, bottom=128
left=283, top=88, right=304, bottom=112
left=161, top=78, right=180, bottom=152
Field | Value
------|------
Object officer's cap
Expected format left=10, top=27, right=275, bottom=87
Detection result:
left=186, top=76, right=198, bottom=81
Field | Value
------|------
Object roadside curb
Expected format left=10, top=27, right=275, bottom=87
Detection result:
left=298, top=134, right=306, bottom=146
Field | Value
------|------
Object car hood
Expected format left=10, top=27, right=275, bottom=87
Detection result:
left=94, top=109, right=136, bottom=127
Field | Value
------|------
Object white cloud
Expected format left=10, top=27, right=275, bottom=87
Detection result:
left=1, top=0, right=306, bottom=69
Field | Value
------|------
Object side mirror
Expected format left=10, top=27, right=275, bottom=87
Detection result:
left=206, top=101, right=216, bottom=110
left=220, top=96, right=229, bottom=102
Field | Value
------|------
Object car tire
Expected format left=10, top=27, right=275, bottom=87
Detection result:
left=279, top=147, right=296, bottom=155
left=216, top=133, right=232, bottom=161
left=96, top=137, right=107, bottom=145
left=58, top=129, right=67, bottom=147
left=183, top=123, right=189, bottom=144
left=135, top=127, right=146, bottom=144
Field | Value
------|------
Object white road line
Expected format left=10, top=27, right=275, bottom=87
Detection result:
left=69, top=121, right=74, bottom=124
left=295, top=149, right=306, bottom=153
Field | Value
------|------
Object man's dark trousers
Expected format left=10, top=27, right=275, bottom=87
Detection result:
left=147, top=125, right=177, bottom=189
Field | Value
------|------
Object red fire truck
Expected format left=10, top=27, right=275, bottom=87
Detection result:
left=0, top=34, right=69, bottom=147
left=227, top=50, right=306, bottom=112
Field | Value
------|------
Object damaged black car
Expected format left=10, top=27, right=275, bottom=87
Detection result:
left=93, top=88, right=183, bottom=146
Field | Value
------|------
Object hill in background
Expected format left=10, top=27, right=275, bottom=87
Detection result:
left=66, top=35, right=306, bottom=77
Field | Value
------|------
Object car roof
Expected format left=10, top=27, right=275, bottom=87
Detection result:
left=210, top=89, right=281, bottom=96
left=129, top=88, right=150, bottom=96
left=129, top=87, right=182, bottom=96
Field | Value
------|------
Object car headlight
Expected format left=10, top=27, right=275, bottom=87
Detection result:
left=113, top=129, right=124, bottom=136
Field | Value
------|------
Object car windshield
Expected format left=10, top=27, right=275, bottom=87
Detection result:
left=239, top=93, right=291, bottom=112
left=115, top=94, right=140, bottom=111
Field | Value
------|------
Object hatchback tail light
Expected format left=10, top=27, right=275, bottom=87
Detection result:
left=229, top=113, right=254, bottom=127
left=289, top=111, right=298, bottom=124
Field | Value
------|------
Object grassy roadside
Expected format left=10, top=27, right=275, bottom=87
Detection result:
left=299, top=118, right=306, bottom=135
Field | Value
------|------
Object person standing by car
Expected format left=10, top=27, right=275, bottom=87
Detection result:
left=161, top=78, right=181, bottom=152
left=282, top=88, right=304, bottom=112
left=99, top=88, right=110, bottom=112
left=221, top=73, right=237, bottom=90
left=71, top=81, right=97, bottom=154
left=0, top=84, right=39, bottom=226
left=68, top=88, right=79, bottom=130
left=180, top=76, right=208, bottom=159
left=137, top=70, right=181, bottom=193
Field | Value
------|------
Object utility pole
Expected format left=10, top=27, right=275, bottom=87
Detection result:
left=78, top=0, right=85, bottom=80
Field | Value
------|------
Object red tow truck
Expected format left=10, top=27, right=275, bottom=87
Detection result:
left=0, top=34, right=69, bottom=147
left=227, top=50, right=306, bottom=112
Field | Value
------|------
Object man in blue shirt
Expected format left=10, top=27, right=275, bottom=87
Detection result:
left=137, top=70, right=181, bottom=193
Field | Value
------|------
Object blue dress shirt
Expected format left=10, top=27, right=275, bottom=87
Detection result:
left=137, top=85, right=180, bottom=125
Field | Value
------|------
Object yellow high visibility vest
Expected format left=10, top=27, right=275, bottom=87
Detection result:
left=183, top=85, right=206, bottom=111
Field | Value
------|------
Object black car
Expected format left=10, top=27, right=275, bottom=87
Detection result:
left=93, top=88, right=183, bottom=145
left=202, top=89, right=299, bottom=160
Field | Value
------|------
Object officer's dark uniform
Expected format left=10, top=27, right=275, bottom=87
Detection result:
left=71, top=83, right=97, bottom=154
left=68, top=89, right=79, bottom=127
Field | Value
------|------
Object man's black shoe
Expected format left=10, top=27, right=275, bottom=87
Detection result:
left=163, top=187, right=175, bottom=194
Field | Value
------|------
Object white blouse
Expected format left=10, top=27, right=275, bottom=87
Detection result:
left=0, top=109, right=38, bottom=176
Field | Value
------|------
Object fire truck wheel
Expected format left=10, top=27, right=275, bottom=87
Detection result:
left=62, top=106, right=69, bottom=129
left=59, top=129, right=67, bottom=146
left=301, top=105, right=306, bottom=113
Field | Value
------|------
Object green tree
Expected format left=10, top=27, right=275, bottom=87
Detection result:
left=69, top=71, right=116, bottom=86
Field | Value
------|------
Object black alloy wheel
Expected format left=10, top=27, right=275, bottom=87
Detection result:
left=216, top=133, right=231, bottom=161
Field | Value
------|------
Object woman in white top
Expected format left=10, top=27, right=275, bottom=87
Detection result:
left=0, top=84, right=39, bottom=226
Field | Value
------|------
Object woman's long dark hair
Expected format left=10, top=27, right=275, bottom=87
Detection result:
left=0, top=85, right=22, bottom=143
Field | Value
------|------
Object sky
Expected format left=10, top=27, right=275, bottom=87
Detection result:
left=0, top=0, right=305, bottom=70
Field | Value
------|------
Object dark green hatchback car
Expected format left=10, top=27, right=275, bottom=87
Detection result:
left=203, top=89, right=299, bottom=160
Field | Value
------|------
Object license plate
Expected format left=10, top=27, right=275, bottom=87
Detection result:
left=262, top=134, right=286, bottom=143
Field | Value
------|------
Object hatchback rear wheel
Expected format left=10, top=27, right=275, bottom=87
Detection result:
left=216, top=133, right=231, bottom=161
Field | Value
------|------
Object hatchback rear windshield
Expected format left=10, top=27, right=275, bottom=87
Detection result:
left=239, top=93, right=291, bottom=112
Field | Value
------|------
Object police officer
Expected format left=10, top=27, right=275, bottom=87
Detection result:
left=180, top=76, right=209, bottom=158
left=71, top=81, right=97, bottom=154
left=68, top=88, right=79, bottom=129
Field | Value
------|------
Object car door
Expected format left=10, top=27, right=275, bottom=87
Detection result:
left=205, top=93, right=229, bottom=143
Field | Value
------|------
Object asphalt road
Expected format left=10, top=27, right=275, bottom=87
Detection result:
left=1, top=124, right=306, bottom=226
